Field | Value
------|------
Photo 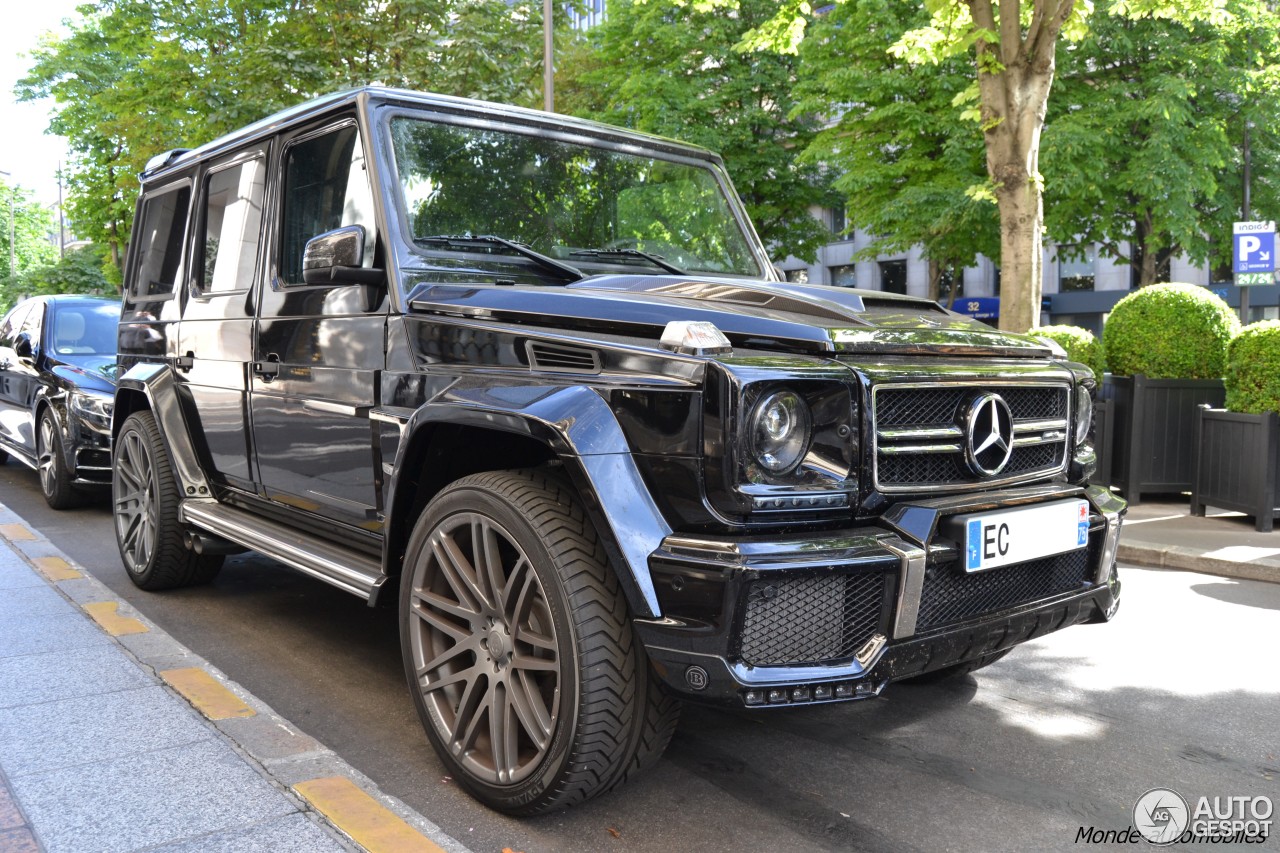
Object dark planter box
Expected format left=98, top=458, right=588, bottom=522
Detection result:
left=1192, top=407, right=1280, bottom=532
left=1101, top=374, right=1226, bottom=505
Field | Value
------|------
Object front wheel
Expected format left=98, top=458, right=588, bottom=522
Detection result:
left=113, top=411, right=222, bottom=590
left=400, top=469, right=677, bottom=815
left=37, top=409, right=80, bottom=509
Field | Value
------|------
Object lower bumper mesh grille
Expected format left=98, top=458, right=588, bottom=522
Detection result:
left=737, top=572, right=885, bottom=666
left=916, top=539, right=1096, bottom=632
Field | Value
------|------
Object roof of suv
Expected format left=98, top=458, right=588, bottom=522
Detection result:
left=140, top=87, right=721, bottom=184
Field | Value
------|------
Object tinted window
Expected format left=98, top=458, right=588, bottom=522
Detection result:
left=203, top=158, right=267, bottom=293
left=280, top=125, right=375, bottom=284
left=0, top=303, right=32, bottom=348
left=51, top=303, right=119, bottom=355
left=19, top=302, right=44, bottom=349
left=132, top=185, right=192, bottom=300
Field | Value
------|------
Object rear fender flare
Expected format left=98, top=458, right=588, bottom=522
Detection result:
left=112, top=362, right=210, bottom=498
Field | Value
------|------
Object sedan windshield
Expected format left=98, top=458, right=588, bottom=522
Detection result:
left=389, top=117, right=763, bottom=279
left=50, top=302, right=119, bottom=356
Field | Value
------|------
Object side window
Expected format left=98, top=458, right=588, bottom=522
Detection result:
left=202, top=157, right=267, bottom=293
left=0, top=304, right=32, bottom=348
left=131, top=185, right=192, bottom=300
left=19, top=303, right=44, bottom=349
left=280, top=124, right=375, bottom=285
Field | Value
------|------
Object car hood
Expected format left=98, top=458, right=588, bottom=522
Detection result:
left=49, top=355, right=119, bottom=394
left=405, top=273, right=1052, bottom=358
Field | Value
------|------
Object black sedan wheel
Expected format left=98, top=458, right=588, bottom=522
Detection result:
left=401, top=469, right=677, bottom=815
left=37, top=409, right=80, bottom=509
left=113, top=411, right=221, bottom=590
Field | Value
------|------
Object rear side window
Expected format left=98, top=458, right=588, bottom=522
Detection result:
left=202, top=157, right=267, bottom=293
left=131, top=185, right=192, bottom=300
left=279, top=124, right=375, bottom=284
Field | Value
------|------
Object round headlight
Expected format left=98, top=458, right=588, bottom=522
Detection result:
left=749, top=390, right=812, bottom=474
left=1075, top=387, right=1093, bottom=445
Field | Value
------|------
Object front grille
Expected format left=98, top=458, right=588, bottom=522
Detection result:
left=737, top=572, right=885, bottom=666
left=915, top=544, right=1094, bottom=632
left=873, top=383, right=1070, bottom=492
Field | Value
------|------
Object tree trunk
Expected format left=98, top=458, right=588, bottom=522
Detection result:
left=970, top=0, right=1074, bottom=333
left=927, top=257, right=941, bottom=302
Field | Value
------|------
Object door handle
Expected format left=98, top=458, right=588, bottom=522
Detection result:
left=175, top=352, right=194, bottom=373
left=252, top=354, right=280, bottom=380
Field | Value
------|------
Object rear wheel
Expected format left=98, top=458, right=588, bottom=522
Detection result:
left=400, top=469, right=678, bottom=815
left=37, top=409, right=80, bottom=509
left=113, top=411, right=222, bottom=590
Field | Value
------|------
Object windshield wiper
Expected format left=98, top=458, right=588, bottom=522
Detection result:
left=569, top=248, right=686, bottom=276
left=415, top=234, right=584, bottom=282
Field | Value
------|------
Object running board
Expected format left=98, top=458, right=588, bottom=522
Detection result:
left=181, top=500, right=385, bottom=602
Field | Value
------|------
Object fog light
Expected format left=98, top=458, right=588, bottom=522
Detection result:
left=813, top=684, right=833, bottom=700
left=768, top=688, right=789, bottom=704
left=856, top=683, right=876, bottom=697
left=791, top=687, right=810, bottom=702
left=834, top=683, right=854, bottom=699
left=744, top=690, right=765, bottom=706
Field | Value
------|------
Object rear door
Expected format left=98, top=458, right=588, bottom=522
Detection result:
left=250, top=119, right=388, bottom=530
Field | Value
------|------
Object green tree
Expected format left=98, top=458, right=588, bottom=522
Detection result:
left=0, top=181, right=59, bottom=299
left=1043, top=1, right=1280, bottom=286
left=742, top=0, right=1229, bottom=332
left=794, top=0, right=999, bottom=301
left=17, top=0, right=557, bottom=275
left=560, top=0, right=833, bottom=263
left=16, top=245, right=116, bottom=308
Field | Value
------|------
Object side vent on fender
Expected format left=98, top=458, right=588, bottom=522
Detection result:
left=525, top=341, right=602, bottom=374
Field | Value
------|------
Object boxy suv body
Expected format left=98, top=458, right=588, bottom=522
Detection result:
left=113, top=87, right=1125, bottom=814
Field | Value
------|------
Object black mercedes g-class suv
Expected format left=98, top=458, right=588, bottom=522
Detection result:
left=113, top=87, right=1125, bottom=815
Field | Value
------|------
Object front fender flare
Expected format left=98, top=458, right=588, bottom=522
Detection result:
left=387, top=383, right=671, bottom=618
left=113, top=362, right=211, bottom=498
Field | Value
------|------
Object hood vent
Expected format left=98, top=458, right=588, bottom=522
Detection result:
left=525, top=340, right=602, bottom=374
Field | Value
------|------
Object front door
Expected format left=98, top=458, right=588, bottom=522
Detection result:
left=250, top=120, right=387, bottom=531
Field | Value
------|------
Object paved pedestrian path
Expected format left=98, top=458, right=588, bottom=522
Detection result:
left=0, top=503, right=467, bottom=853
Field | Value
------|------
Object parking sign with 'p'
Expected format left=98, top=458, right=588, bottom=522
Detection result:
left=1234, top=220, right=1276, bottom=274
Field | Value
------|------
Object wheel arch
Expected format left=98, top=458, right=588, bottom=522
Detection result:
left=383, top=385, right=670, bottom=619
left=112, top=362, right=211, bottom=498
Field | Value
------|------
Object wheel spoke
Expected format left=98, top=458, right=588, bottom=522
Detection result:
left=508, top=669, right=553, bottom=751
left=510, top=654, right=557, bottom=672
left=489, top=682, right=515, bottom=781
left=454, top=676, right=491, bottom=757
left=421, top=659, right=483, bottom=693
left=433, top=530, right=487, bottom=612
left=515, top=624, right=556, bottom=652
left=411, top=596, right=473, bottom=643
left=413, top=588, right=480, bottom=625
left=474, top=520, right=506, bottom=613
left=417, top=634, right=478, bottom=680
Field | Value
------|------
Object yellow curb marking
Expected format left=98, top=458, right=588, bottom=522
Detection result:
left=0, top=524, right=36, bottom=542
left=160, top=667, right=256, bottom=720
left=83, top=601, right=149, bottom=636
left=294, top=776, right=446, bottom=853
left=33, top=556, right=82, bottom=581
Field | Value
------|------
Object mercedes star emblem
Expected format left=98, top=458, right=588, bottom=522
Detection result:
left=964, top=393, right=1014, bottom=476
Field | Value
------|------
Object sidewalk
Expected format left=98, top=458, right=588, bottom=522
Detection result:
left=1119, top=497, right=1280, bottom=583
left=0, top=503, right=468, bottom=853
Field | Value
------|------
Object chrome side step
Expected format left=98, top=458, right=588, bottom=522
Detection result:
left=181, top=500, right=385, bottom=601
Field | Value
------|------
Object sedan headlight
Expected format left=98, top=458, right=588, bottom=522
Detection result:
left=1075, top=386, right=1093, bottom=445
left=71, top=392, right=114, bottom=431
left=749, top=390, right=812, bottom=474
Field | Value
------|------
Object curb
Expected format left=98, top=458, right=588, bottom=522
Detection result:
left=0, top=507, right=470, bottom=853
left=1118, top=540, right=1280, bottom=585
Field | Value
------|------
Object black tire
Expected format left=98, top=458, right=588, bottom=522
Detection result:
left=113, top=411, right=222, bottom=590
left=899, top=648, right=1013, bottom=684
left=37, top=409, right=81, bottom=510
left=400, top=469, right=678, bottom=815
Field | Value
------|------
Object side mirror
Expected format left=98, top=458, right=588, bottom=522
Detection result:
left=301, top=226, right=383, bottom=287
left=14, top=332, right=33, bottom=361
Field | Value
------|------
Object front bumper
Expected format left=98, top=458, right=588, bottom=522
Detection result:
left=635, top=483, right=1125, bottom=706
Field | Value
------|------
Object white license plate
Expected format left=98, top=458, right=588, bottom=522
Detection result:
left=954, top=499, right=1090, bottom=572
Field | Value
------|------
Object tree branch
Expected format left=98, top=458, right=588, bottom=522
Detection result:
left=999, top=0, right=1023, bottom=66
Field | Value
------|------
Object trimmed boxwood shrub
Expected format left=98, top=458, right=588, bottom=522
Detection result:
left=1224, top=320, right=1280, bottom=414
left=1102, top=283, right=1239, bottom=379
left=1036, top=325, right=1105, bottom=382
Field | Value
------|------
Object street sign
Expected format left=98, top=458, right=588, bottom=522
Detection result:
left=1233, top=220, right=1276, bottom=274
left=955, top=297, right=999, bottom=319
left=1235, top=272, right=1275, bottom=287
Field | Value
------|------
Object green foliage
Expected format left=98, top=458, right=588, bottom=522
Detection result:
left=0, top=182, right=59, bottom=294
left=18, top=246, right=116, bottom=303
left=1224, top=321, right=1280, bottom=413
left=1044, top=2, right=1280, bottom=286
left=794, top=0, right=998, bottom=276
left=559, top=0, right=833, bottom=263
left=17, top=0, right=558, bottom=274
left=1036, top=325, right=1106, bottom=382
left=1102, top=283, right=1239, bottom=379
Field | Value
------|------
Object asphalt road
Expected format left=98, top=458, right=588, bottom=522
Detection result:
left=2, top=463, right=1278, bottom=852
